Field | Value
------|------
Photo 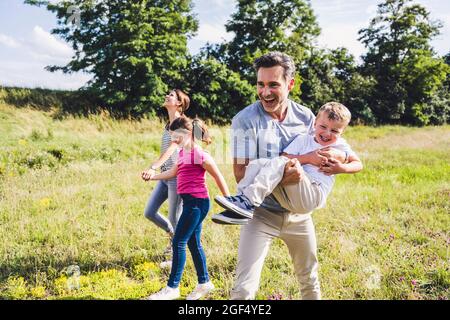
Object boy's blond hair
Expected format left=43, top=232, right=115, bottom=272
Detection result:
left=317, top=102, right=351, bottom=125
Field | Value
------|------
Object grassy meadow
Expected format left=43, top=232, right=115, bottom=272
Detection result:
left=0, top=101, right=449, bottom=300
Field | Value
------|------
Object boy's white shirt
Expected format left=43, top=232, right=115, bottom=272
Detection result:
left=283, top=134, right=356, bottom=206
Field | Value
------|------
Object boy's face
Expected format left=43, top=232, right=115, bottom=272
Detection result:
left=314, top=113, right=347, bottom=146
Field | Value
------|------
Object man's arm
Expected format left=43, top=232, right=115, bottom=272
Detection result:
left=233, top=158, right=249, bottom=183
left=281, top=151, right=328, bottom=166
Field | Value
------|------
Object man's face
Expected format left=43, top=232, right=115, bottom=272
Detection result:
left=314, top=114, right=347, bottom=146
left=257, top=66, right=294, bottom=116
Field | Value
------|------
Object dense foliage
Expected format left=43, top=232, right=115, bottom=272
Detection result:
left=25, top=0, right=449, bottom=125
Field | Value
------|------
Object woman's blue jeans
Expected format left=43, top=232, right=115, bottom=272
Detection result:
left=144, top=179, right=182, bottom=234
left=168, top=194, right=211, bottom=288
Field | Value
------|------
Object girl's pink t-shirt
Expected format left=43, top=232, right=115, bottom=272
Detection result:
left=177, top=146, right=212, bottom=198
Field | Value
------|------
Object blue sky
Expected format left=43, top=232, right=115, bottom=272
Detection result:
left=0, top=0, right=449, bottom=90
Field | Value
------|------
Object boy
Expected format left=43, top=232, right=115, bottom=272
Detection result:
left=212, top=102, right=363, bottom=224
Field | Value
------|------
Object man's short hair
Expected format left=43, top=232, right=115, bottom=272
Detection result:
left=317, top=102, right=352, bottom=125
left=253, top=52, right=296, bottom=80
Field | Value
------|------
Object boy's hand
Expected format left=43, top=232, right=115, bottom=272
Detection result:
left=305, top=150, right=329, bottom=167
left=319, top=158, right=344, bottom=176
left=318, top=147, right=346, bottom=163
left=141, top=168, right=156, bottom=181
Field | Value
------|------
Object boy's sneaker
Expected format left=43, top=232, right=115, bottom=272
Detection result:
left=186, top=281, right=215, bottom=300
left=215, top=195, right=254, bottom=218
left=212, top=210, right=250, bottom=225
left=147, top=286, right=180, bottom=300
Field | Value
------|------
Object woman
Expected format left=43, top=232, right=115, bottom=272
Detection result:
left=141, top=89, right=190, bottom=267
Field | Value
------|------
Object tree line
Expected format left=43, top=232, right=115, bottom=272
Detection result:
left=25, top=0, right=450, bottom=125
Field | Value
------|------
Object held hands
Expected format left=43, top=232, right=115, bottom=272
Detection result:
left=305, top=147, right=346, bottom=176
left=318, top=158, right=345, bottom=176
left=141, top=168, right=156, bottom=181
left=305, top=150, right=329, bottom=167
left=317, top=147, right=346, bottom=163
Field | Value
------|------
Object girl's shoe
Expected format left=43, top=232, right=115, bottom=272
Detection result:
left=159, top=260, right=172, bottom=269
left=147, top=286, right=180, bottom=300
left=163, top=244, right=173, bottom=256
left=186, top=281, right=215, bottom=300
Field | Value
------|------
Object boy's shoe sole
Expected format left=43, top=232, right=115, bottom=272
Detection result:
left=214, top=196, right=254, bottom=219
left=212, top=211, right=249, bottom=225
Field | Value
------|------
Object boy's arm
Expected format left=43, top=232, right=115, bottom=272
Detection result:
left=204, top=157, right=231, bottom=197
left=319, top=153, right=363, bottom=176
left=151, top=164, right=178, bottom=180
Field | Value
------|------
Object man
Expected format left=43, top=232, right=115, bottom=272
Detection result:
left=215, top=52, right=345, bottom=300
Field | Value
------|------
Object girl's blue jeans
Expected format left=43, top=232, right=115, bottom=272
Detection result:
left=168, top=194, right=211, bottom=288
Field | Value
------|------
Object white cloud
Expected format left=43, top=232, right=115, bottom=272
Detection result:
left=0, top=60, right=91, bottom=90
left=29, top=25, right=73, bottom=60
left=193, top=22, right=233, bottom=43
left=0, top=34, right=21, bottom=48
left=0, top=26, right=89, bottom=90
left=318, top=23, right=367, bottom=58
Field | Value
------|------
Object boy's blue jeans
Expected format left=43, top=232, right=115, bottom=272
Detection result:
left=168, top=194, right=210, bottom=288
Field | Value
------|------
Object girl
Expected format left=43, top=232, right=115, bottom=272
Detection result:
left=141, top=89, right=190, bottom=266
left=147, top=116, right=230, bottom=300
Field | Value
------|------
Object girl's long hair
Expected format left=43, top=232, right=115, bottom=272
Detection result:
left=169, top=116, right=212, bottom=145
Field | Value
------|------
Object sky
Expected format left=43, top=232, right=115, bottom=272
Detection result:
left=0, top=0, right=449, bottom=90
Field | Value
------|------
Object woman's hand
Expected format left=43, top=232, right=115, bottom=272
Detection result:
left=141, top=168, right=156, bottom=181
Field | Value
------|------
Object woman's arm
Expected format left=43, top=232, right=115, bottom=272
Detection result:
left=151, top=142, right=178, bottom=169
left=142, top=142, right=178, bottom=181
left=151, top=164, right=178, bottom=181
left=204, top=157, right=230, bottom=197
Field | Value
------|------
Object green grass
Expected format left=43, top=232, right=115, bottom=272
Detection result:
left=0, top=102, right=449, bottom=300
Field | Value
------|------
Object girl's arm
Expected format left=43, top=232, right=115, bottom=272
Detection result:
left=151, top=164, right=178, bottom=180
left=203, top=157, right=231, bottom=197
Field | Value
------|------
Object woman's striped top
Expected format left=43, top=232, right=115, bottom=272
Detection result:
left=160, top=126, right=177, bottom=172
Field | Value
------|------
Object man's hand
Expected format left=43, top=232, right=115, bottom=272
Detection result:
left=280, top=158, right=304, bottom=186
left=318, top=147, right=346, bottom=163
left=318, top=158, right=345, bottom=176
left=141, top=168, right=156, bottom=181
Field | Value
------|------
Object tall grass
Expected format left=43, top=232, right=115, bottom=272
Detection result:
left=0, top=102, right=449, bottom=300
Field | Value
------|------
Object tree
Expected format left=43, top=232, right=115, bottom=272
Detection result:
left=358, top=0, right=449, bottom=125
left=25, top=0, right=198, bottom=116
left=299, top=47, right=376, bottom=124
left=209, top=0, right=320, bottom=83
left=184, top=55, right=256, bottom=124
